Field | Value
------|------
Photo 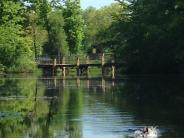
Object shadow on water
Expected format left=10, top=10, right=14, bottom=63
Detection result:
left=112, top=75, right=184, bottom=137
left=0, top=75, right=184, bottom=137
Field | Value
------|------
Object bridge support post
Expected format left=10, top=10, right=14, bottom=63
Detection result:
left=76, top=57, right=80, bottom=76
left=86, top=56, right=89, bottom=76
left=54, top=58, right=56, bottom=66
left=86, top=56, right=89, bottom=64
left=111, top=57, right=115, bottom=79
left=101, top=53, right=105, bottom=76
left=101, top=53, right=105, bottom=66
left=112, top=65, right=115, bottom=79
left=52, top=58, right=57, bottom=75
left=61, top=57, right=66, bottom=76
left=62, top=67, right=66, bottom=77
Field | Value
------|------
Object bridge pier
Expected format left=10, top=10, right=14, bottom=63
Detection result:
left=62, top=67, right=66, bottom=77
left=76, top=57, right=80, bottom=76
left=52, top=58, right=57, bottom=75
left=101, top=53, right=105, bottom=76
left=112, top=65, right=115, bottom=79
left=86, top=56, right=89, bottom=76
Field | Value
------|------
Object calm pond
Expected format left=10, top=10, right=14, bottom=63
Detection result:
left=0, top=75, right=184, bottom=138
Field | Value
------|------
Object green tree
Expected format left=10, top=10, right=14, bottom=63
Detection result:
left=113, top=0, right=184, bottom=74
left=83, top=3, right=123, bottom=53
left=25, top=10, right=48, bottom=58
left=46, top=10, right=68, bottom=56
left=63, top=0, right=84, bottom=54
left=23, top=0, right=51, bottom=58
left=0, top=0, right=36, bottom=72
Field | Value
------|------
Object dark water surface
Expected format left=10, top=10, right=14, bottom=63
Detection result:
left=0, top=75, right=184, bottom=138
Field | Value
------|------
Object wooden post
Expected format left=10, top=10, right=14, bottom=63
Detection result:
left=76, top=57, right=80, bottom=76
left=112, top=65, right=115, bottom=79
left=52, top=58, right=57, bottom=75
left=62, top=67, right=66, bottom=77
left=101, top=53, right=105, bottom=76
left=86, top=56, right=89, bottom=76
left=61, top=57, right=66, bottom=76
left=101, top=53, right=105, bottom=66
left=76, top=57, right=80, bottom=66
left=86, top=56, right=89, bottom=64
left=54, top=58, right=57, bottom=66
left=111, top=57, right=115, bottom=79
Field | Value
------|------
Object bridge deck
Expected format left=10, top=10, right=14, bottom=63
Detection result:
left=37, top=54, right=124, bottom=76
left=37, top=63, right=124, bottom=69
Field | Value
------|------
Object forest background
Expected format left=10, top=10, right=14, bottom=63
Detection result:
left=0, top=0, right=184, bottom=74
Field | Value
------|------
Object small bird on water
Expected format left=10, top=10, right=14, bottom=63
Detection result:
left=134, top=126, right=158, bottom=138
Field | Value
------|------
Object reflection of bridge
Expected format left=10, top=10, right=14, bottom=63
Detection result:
left=39, top=77, right=117, bottom=92
left=37, top=54, right=124, bottom=78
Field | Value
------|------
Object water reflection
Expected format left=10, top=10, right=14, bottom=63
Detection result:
left=114, top=76, right=184, bottom=137
left=0, top=76, right=184, bottom=137
left=0, top=78, right=48, bottom=138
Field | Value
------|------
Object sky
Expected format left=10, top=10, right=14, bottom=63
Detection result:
left=80, top=0, right=116, bottom=9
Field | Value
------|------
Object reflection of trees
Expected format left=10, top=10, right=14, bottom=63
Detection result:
left=66, top=88, right=83, bottom=138
left=0, top=77, right=123, bottom=138
left=116, top=76, right=184, bottom=126
left=3, top=76, right=184, bottom=137
left=0, top=77, right=85, bottom=138
left=0, top=78, right=49, bottom=138
left=50, top=86, right=83, bottom=138
left=83, top=76, right=184, bottom=137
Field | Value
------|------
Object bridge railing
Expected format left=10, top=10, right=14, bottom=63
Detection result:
left=37, top=53, right=115, bottom=65
left=36, top=57, right=53, bottom=65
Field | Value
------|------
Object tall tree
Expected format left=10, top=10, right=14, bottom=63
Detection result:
left=63, top=0, right=84, bottom=54
left=0, top=0, right=35, bottom=72
left=115, top=0, right=184, bottom=74
left=83, top=3, right=123, bottom=53
left=25, top=10, right=48, bottom=58
left=46, top=10, right=68, bottom=56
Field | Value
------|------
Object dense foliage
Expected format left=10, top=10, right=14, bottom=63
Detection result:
left=118, top=0, right=184, bottom=74
left=0, top=0, right=184, bottom=74
left=0, top=1, right=35, bottom=72
left=63, top=0, right=84, bottom=54
left=46, top=10, right=68, bottom=56
left=0, top=0, right=83, bottom=73
left=82, top=4, right=122, bottom=53
left=83, top=0, right=184, bottom=74
left=116, top=0, right=184, bottom=74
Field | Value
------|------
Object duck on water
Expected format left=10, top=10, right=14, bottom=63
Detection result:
left=134, top=126, right=158, bottom=138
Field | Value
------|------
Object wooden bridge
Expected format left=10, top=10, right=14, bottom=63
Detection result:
left=37, top=53, right=123, bottom=78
